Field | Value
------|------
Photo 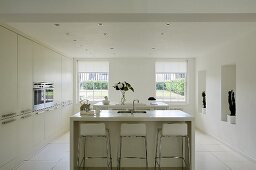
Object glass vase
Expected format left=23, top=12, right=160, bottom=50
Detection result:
left=120, top=91, right=126, bottom=105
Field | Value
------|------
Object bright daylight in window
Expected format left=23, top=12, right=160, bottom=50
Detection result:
left=155, top=61, right=187, bottom=102
left=78, top=61, right=109, bottom=102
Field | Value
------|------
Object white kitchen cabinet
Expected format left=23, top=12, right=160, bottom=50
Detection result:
left=33, top=43, right=47, bottom=82
left=0, top=26, right=18, bottom=116
left=61, top=56, right=74, bottom=131
left=18, top=36, right=33, bottom=112
left=0, top=25, right=74, bottom=169
left=17, top=36, right=34, bottom=160
left=0, top=26, right=18, bottom=168
left=60, top=105, right=73, bottom=132
left=44, top=109, right=61, bottom=141
left=0, top=120, right=18, bottom=169
left=32, top=112, right=45, bottom=149
left=62, top=56, right=73, bottom=101
left=16, top=116, right=33, bottom=160
left=44, top=50, right=62, bottom=102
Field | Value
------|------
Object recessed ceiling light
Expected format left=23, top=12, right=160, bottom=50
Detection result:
left=98, top=23, right=103, bottom=26
left=152, top=47, right=156, bottom=50
left=54, top=24, right=60, bottom=26
left=110, top=48, right=114, bottom=50
left=166, top=23, right=171, bottom=26
left=73, top=40, right=77, bottom=42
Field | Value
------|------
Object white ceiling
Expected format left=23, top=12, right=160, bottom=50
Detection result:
left=2, top=0, right=256, bottom=59
left=8, top=22, right=256, bottom=58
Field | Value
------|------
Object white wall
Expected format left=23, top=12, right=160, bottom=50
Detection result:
left=109, top=58, right=155, bottom=104
left=196, top=29, right=256, bottom=160
left=75, top=58, right=196, bottom=115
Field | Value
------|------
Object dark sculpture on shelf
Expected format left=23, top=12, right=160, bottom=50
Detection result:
left=228, top=90, right=236, bottom=116
left=202, top=91, right=206, bottom=108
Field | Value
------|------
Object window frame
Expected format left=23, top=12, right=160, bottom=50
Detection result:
left=78, top=72, right=109, bottom=102
left=155, top=61, right=188, bottom=105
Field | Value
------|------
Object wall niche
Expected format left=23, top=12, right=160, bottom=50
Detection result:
left=221, top=64, right=236, bottom=121
left=198, top=70, right=206, bottom=114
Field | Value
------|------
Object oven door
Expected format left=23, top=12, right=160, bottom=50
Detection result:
left=33, top=88, right=45, bottom=110
left=45, top=88, right=54, bottom=108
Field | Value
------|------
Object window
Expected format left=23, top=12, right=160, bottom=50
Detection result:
left=78, top=61, right=109, bottom=101
left=155, top=61, right=187, bottom=102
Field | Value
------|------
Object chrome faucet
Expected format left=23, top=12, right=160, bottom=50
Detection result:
left=132, top=99, right=139, bottom=114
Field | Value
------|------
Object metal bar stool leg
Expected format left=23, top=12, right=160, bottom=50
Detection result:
left=145, top=136, right=148, bottom=170
left=105, top=129, right=112, bottom=170
left=77, top=136, right=81, bottom=168
left=108, top=129, right=112, bottom=170
left=106, top=133, right=110, bottom=169
left=181, top=136, right=190, bottom=170
left=154, top=129, right=160, bottom=170
left=118, top=136, right=123, bottom=170
left=158, top=136, right=163, bottom=170
left=187, top=136, right=191, bottom=170
left=182, top=137, right=184, bottom=170
left=83, top=137, right=86, bottom=170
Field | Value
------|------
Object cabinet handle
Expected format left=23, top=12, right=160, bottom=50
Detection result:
left=1, top=113, right=17, bottom=119
left=46, top=108, right=54, bottom=112
left=21, top=109, right=32, bottom=115
left=35, top=110, right=44, bottom=115
left=21, top=114, right=32, bottom=119
left=2, top=118, right=16, bottom=125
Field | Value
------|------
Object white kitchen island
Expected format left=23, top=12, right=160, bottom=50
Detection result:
left=70, top=110, right=194, bottom=170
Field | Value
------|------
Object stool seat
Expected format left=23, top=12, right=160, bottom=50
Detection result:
left=120, top=123, right=146, bottom=136
left=162, top=123, right=187, bottom=136
left=80, top=123, right=106, bottom=136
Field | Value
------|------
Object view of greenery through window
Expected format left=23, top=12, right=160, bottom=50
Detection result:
left=156, top=73, right=186, bottom=102
left=79, top=72, right=108, bottom=101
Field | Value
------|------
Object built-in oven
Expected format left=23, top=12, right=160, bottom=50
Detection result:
left=33, top=82, right=54, bottom=111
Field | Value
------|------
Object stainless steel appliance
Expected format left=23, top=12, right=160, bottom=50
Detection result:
left=33, top=82, right=54, bottom=111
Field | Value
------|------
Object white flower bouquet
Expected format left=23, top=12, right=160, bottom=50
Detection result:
left=113, top=81, right=134, bottom=105
left=113, top=81, right=134, bottom=92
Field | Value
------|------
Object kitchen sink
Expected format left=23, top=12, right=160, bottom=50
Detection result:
left=117, top=110, right=147, bottom=113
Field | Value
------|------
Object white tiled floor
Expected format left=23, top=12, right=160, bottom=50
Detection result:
left=15, top=130, right=256, bottom=170
left=195, top=130, right=256, bottom=170
left=15, top=132, right=70, bottom=170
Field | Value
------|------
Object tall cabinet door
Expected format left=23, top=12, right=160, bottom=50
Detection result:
left=17, top=36, right=34, bottom=159
left=33, top=43, right=46, bottom=82
left=61, top=56, right=73, bottom=131
left=18, top=36, right=33, bottom=112
left=62, top=56, right=73, bottom=101
left=32, top=42, right=46, bottom=149
left=0, top=26, right=18, bottom=167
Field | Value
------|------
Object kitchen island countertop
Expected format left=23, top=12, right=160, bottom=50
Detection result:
left=71, top=109, right=193, bottom=121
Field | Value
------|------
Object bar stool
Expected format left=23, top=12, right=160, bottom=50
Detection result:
left=118, top=123, right=148, bottom=170
left=77, top=123, right=112, bottom=170
left=154, top=123, right=190, bottom=170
